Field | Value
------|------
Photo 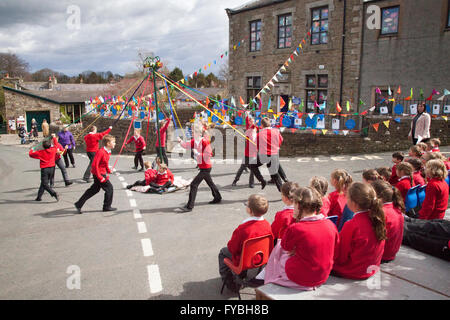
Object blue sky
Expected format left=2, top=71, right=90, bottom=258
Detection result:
left=0, top=0, right=247, bottom=76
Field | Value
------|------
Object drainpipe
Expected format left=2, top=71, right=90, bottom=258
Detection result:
left=339, top=0, right=347, bottom=107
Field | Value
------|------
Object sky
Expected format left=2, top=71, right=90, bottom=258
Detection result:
left=0, top=0, right=250, bottom=77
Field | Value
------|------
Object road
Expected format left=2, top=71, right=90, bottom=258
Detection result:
left=0, top=143, right=448, bottom=300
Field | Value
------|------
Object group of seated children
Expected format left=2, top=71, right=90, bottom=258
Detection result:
left=126, top=158, right=174, bottom=194
left=219, top=139, right=449, bottom=293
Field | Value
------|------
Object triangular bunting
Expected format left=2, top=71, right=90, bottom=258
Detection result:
left=372, top=123, right=380, bottom=132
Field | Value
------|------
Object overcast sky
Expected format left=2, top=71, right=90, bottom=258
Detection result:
left=0, top=0, right=249, bottom=76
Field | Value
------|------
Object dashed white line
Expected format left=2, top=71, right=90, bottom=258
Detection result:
left=141, top=238, right=154, bottom=257
left=133, top=209, right=142, bottom=219
left=129, top=199, right=137, bottom=207
left=126, top=190, right=133, bottom=197
left=147, top=265, right=163, bottom=294
left=122, top=182, right=128, bottom=188
left=118, top=176, right=125, bottom=182
left=137, top=221, right=147, bottom=234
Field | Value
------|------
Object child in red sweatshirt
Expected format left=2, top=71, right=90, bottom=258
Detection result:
left=75, top=135, right=116, bottom=213
left=271, top=182, right=300, bottom=242
left=310, top=176, right=330, bottom=217
left=323, top=169, right=353, bottom=226
left=419, top=159, right=449, bottom=220
left=155, top=117, right=172, bottom=165
left=332, top=182, right=386, bottom=280
left=218, top=194, right=273, bottom=293
left=83, top=125, right=112, bottom=182
left=146, top=163, right=175, bottom=194
left=127, top=161, right=157, bottom=189
left=29, top=139, right=59, bottom=202
left=264, top=187, right=339, bottom=290
left=372, top=180, right=405, bottom=263
left=406, top=158, right=426, bottom=186
left=389, top=152, right=404, bottom=186
left=394, top=162, right=415, bottom=201
left=126, top=129, right=146, bottom=171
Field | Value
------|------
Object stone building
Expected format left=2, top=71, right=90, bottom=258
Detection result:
left=226, top=0, right=364, bottom=113
left=360, top=0, right=450, bottom=113
left=226, top=0, right=450, bottom=115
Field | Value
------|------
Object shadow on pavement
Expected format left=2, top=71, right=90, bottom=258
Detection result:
left=33, top=207, right=130, bottom=218
left=139, top=199, right=249, bottom=215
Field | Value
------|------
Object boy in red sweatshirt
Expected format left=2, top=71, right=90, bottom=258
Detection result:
left=83, top=125, right=112, bottom=182
left=127, top=161, right=157, bottom=189
left=75, top=135, right=116, bottom=213
left=218, top=194, right=273, bottom=293
left=271, top=182, right=299, bottom=242
left=155, top=116, right=172, bottom=165
left=29, top=139, right=60, bottom=202
left=418, top=159, right=449, bottom=220
left=126, top=129, right=146, bottom=171
left=176, top=124, right=221, bottom=212
left=146, top=163, right=175, bottom=194
left=389, top=152, right=404, bottom=186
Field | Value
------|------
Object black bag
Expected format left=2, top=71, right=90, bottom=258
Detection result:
left=403, top=217, right=450, bottom=261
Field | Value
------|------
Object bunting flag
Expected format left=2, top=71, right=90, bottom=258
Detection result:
left=231, top=96, right=236, bottom=107
left=288, top=98, right=293, bottom=110
left=372, top=123, right=380, bottom=132
left=299, top=99, right=304, bottom=112
left=383, top=120, right=390, bottom=128
left=322, top=129, right=328, bottom=135
left=311, top=129, right=317, bottom=135
left=280, top=96, right=286, bottom=109
left=314, top=100, right=319, bottom=109
left=442, top=116, right=448, bottom=122
left=397, top=86, right=401, bottom=95
left=388, top=86, right=392, bottom=96
left=267, top=98, right=271, bottom=110
left=205, top=97, right=210, bottom=106
left=404, top=88, right=413, bottom=101
left=437, top=89, right=450, bottom=101
left=420, top=88, right=424, bottom=99
left=336, top=102, right=342, bottom=113
left=376, top=88, right=382, bottom=94
left=239, top=96, right=245, bottom=106
left=342, top=130, right=349, bottom=136
left=346, top=101, right=351, bottom=112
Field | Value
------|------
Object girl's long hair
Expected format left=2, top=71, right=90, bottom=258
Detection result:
left=331, top=169, right=353, bottom=193
left=347, top=182, right=387, bottom=241
left=371, top=180, right=406, bottom=214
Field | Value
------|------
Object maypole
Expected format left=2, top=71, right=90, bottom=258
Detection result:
left=143, top=56, right=164, bottom=162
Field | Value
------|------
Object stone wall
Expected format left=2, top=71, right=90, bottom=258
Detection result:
left=74, top=113, right=449, bottom=157
left=3, top=89, right=60, bottom=128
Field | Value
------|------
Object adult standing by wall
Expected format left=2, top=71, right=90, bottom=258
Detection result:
left=408, top=102, right=431, bottom=145
left=41, top=119, right=49, bottom=138
left=30, top=118, right=38, bottom=139
left=58, top=127, right=76, bottom=168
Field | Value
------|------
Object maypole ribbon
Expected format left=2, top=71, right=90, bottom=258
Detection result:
left=155, top=71, right=256, bottom=146
left=164, top=80, right=186, bottom=139
left=112, top=115, right=136, bottom=170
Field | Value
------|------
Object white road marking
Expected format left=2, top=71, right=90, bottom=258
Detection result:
left=118, top=176, right=125, bottom=182
left=129, top=199, right=137, bottom=207
left=141, top=238, right=154, bottom=257
left=126, top=190, right=133, bottom=197
left=122, top=182, right=128, bottom=188
left=147, top=265, right=163, bottom=294
left=137, top=221, right=147, bottom=234
left=133, top=209, right=142, bottom=219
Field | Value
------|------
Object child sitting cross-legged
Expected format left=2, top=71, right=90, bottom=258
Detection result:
left=263, top=187, right=339, bottom=290
left=146, top=162, right=175, bottom=194
left=218, top=194, right=273, bottom=293
left=395, top=162, right=415, bottom=201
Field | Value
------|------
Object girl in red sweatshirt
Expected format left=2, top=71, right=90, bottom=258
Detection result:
left=323, top=169, right=353, bottom=225
left=333, top=182, right=386, bottom=280
left=271, top=182, right=300, bottom=242
left=372, top=180, right=405, bottom=263
left=394, top=162, right=415, bottom=201
left=418, top=159, right=449, bottom=220
left=264, top=187, right=339, bottom=290
left=126, top=129, right=146, bottom=171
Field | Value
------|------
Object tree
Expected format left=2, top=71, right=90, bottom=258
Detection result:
left=218, top=57, right=230, bottom=88
left=205, top=72, right=219, bottom=87
left=188, top=73, right=207, bottom=88
left=0, top=52, right=30, bottom=78
left=169, top=67, right=184, bottom=82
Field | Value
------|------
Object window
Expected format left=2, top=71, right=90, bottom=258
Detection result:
left=381, top=6, right=400, bottom=35
left=278, top=14, right=292, bottom=49
left=246, top=76, right=261, bottom=103
left=311, top=6, right=329, bottom=45
left=250, top=20, right=262, bottom=52
left=305, top=74, right=328, bottom=111
left=447, top=0, right=450, bottom=28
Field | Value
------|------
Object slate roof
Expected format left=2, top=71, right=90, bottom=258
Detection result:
left=226, top=0, right=290, bottom=14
